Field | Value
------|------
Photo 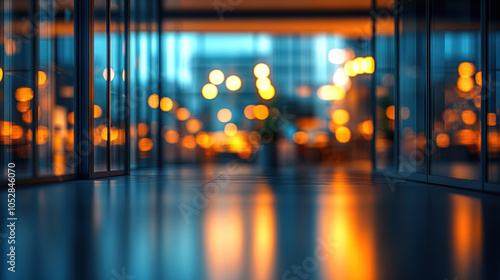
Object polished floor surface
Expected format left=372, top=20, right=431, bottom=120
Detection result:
left=1, top=164, right=500, bottom=280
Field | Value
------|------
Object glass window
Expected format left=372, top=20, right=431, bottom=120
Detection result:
left=1, top=1, right=76, bottom=179
left=375, top=5, right=396, bottom=170
left=38, top=0, right=76, bottom=176
left=398, top=0, right=426, bottom=175
left=94, top=0, right=109, bottom=172
left=430, top=0, right=481, bottom=180
left=110, top=0, right=127, bottom=170
left=1, top=2, right=35, bottom=179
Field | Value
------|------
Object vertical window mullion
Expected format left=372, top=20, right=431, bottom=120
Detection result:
left=32, top=0, right=39, bottom=177
left=107, top=0, right=111, bottom=171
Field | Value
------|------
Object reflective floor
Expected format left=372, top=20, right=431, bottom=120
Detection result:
left=1, top=163, right=500, bottom=280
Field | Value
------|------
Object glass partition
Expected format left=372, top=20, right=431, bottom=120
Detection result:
left=94, top=0, right=109, bottom=172
left=398, top=0, right=427, bottom=176
left=93, top=0, right=129, bottom=174
left=430, top=0, right=481, bottom=181
left=374, top=1, right=396, bottom=170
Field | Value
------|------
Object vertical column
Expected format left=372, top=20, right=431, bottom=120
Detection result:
left=31, top=0, right=39, bottom=177
left=371, top=0, right=377, bottom=171
left=76, top=0, right=95, bottom=179
left=125, top=0, right=131, bottom=174
left=106, top=0, right=111, bottom=171
left=157, top=0, right=163, bottom=168
left=394, top=0, right=400, bottom=173
left=480, top=0, right=488, bottom=189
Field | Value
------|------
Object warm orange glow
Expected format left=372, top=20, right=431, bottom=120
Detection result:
left=217, top=108, right=232, bottom=123
left=244, top=105, right=255, bottom=119
left=38, top=71, right=47, bottom=86
left=186, top=119, right=203, bottom=134
left=196, top=132, right=213, bottom=148
left=253, top=105, right=269, bottom=120
left=436, top=133, right=450, bottom=148
left=252, top=186, right=276, bottom=280
left=358, top=120, right=374, bottom=140
left=5, top=39, right=17, bottom=56
left=258, top=85, right=275, bottom=100
left=363, top=57, right=375, bottom=74
left=458, top=62, right=476, bottom=78
left=335, top=126, right=351, bottom=143
left=122, top=70, right=126, bottom=81
left=176, top=108, right=190, bottom=121
left=454, top=129, right=478, bottom=146
left=254, top=63, right=270, bottom=78
left=23, top=109, right=41, bottom=124
left=148, top=94, right=159, bottom=109
left=461, top=110, right=477, bottom=125
left=314, top=132, right=330, bottom=147
left=293, top=131, right=308, bottom=145
left=256, top=77, right=271, bottom=91
left=204, top=195, right=244, bottom=280
left=164, top=130, right=180, bottom=144
left=0, top=67, right=3, bottom=82
left=226, top=75, right=242, bottom=91
left=450, top=195, right=482, bottom=279
left=101, top=127, right=119, bottom=142
left=182, top=135, right=197, bottom=149
left=473, top=95, right=481, bottom=108
left=457, top=77, right=475, bottom=92
left=94, top=105, right=102, bottom=118
left=475, top=71, right=482, bottom=86
left=202, top=83, right=218, bottom=99
left=209, top=69, right=225, bottom=85
left=332, top=109, right=350, bottom=125
left=317, top=85, right=346, bottom=101
left=15, top=87, right=34, bottom=102
left=138, top=138, right=153, bottom=151
left=103, top=68, right=115, bottom=81
left=488, top=113, right=497, bottom=126
left=138, top=123, right=149, bottom=137
left=0, top=122, right=12, bottom=137
left=386, top=105, right=395, bottom=120
left=11, top=125, right=23, bottom=140
left=160, top=97, right=173, bottom=112
left=224, top=123, right=238, bottom=136
left=344, top=61, right=357, bottom=77
left=36, top=126, right=50, bottom=145
left=16, top=101, right=30, bottom=113
left=68, top=112, right=75, bottom=125
left=352, top=57, right=364, bottom=74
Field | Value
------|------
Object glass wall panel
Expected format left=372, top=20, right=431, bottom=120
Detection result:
left=488, top=0, right=500, bottom=183
left=110, top=0, right=126, bottom=170
left=130, top=0, right=160, bottom=168
left=375, top=4, right=396, bottom=170
left=38, top=0, right=75, bottom=176
left=157, top=31, right=373, bottom=166
left=398, top=0, right=426, bottom=175
left=0, top=2, right=34, bottom=179
left=94, top=0, right=109, bottom=172
left=430, top=0, right=481, bottom=180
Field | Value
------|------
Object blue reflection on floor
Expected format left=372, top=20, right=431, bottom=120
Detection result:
left=1, top=164, right=500, bottom=280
